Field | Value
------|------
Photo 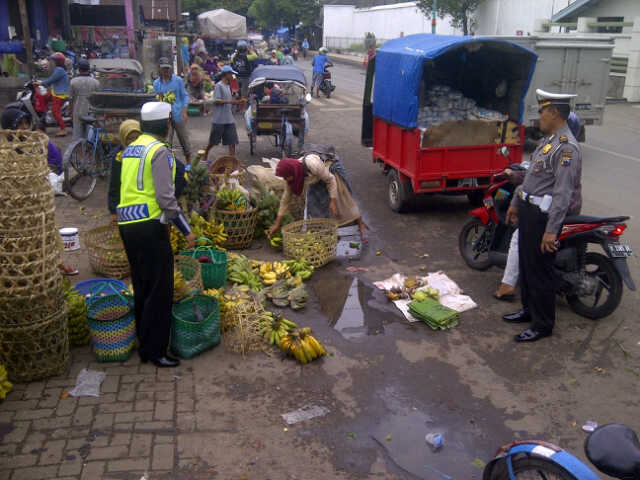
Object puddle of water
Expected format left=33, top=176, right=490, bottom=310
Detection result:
left=314, top=277, right=390, bottom=341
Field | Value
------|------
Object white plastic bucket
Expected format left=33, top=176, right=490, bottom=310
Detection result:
left=60, top=227, right=80, bottom=251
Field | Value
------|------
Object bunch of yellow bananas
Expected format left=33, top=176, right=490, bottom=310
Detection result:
left=258, top=261, right=290, bottom=285
left=188, top=212, right=228, bottom=249
left=173, top=270, right=189, bottom=302
left=0, top=364, right=12, bottom=400
left=259, top=312, right=298, bottom=346
left=217, top=188, right=248, bottom=211
left=203, top=288, right=222, bottom=299
left=170, top=226, right=187, bottom=254
left=279, top=328, right=326, bottom=364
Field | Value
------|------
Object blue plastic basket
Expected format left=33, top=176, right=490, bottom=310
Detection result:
left=86, top=289, right=136, bottom=362
left=74, top=279, right=128, bottom=306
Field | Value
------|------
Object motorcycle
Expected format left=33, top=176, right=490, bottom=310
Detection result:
left=6, top=78, right=71, bottom=129
left=320, top=65, right=336, bottom=98
left=458, top=163, right=636, bottom=319
left=484, top=423, right=640, bottom=480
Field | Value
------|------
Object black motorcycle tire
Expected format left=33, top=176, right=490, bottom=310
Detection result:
left=459, top=217, right=493, bottom=270
left=486, top=455, right=576, bottom=480
left=323, top=83, right=331, bottom=98
left=567, top=252, right=623, bottom=320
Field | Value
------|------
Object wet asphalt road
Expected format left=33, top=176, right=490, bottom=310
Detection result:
left=50, top=59, right=640, bottom=478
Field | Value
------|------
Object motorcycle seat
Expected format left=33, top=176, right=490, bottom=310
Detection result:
left=81, top=115, right=97, bottom=124
left=585, top=424, right=640, bottom=479
left=564, top=215, right=630, bottom=224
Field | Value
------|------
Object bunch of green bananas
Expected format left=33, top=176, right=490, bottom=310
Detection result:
left=279, top=328, right=326, bottom=364
left=64, top=281, right=90, bottom=347
left=259, top=312, right=298, bottom=346
left=284, top=259, right=314, bottom=280
left=227, top=255, right=262, bottom=291
left=269, top=232, right=283, bottom=249
left=155, top=91, right=176, bottom=104
left=184, top=156, right=209, bottom=212
left=0, top=364, right=13, bottom=400
left=217, top=188, right=248, bottom=211
left=170, top=226, right=187, bottom=254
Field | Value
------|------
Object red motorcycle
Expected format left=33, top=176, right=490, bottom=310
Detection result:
left=458, top=164, right=636, bottom=319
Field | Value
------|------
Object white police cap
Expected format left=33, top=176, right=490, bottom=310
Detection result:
left=536, top=89, right=577, bottom=109
left=141, top=102, right=171, bottom=121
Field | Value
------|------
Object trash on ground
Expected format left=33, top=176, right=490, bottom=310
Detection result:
left=348, top=433, right=356, bottom=439
left=582, top=420, right=598, bottom=433
left=281, top=404, right=329, bottom=425
left=376, top=251, right=383, bottom=255
left=346, top=266, right=369, bottom=273
left=385, top=433, right=392, bottom=441
left=472, top=458, right=487, bottom=469
left=374, top=272, right=476, bottom=323
left=425, top=432, right=443, bottom=450
left=68, top=369, right=106, bottom=397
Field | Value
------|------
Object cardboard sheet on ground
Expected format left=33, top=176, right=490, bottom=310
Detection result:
left=374, top=272, right=476, bottom=323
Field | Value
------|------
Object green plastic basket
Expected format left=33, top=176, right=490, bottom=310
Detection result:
left=171, top=294, right=221, bottom=359
left=179, top=237, right=227, bottom=289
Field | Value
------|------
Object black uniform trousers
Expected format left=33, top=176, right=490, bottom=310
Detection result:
left=518, top=202, right=556, bottom=334
left=119, top=220, right=174, bottom=360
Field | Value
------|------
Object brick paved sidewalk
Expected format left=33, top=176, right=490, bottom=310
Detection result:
left=0, top=347, right=193, bottom=480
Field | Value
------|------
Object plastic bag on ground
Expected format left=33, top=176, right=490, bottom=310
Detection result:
left=68, top=368, right=106, bottom=397
left=48, top=172, right=65, bottom=195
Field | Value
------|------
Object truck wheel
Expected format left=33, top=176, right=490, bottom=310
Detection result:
left=387, top=169, right=413, bottom=213
left=467, top=191, right=484, bottom=207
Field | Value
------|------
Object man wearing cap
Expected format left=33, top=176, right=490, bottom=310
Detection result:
left=203, top=65, right=246, bottom=159
left=153, top=57, right=192, bottom=164
left=69, top=58, right=99, bottom=140
left=503, top=89, right=582, bottom=342
left=117, top=102, right=195, bottom=368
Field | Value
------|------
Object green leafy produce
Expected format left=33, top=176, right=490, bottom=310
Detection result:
left=64, top=280, right=91, bottom=346
left=184, top=155, right=209, bottom=212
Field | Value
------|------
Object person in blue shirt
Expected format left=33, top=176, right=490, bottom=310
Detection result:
left=311, top=47, right=332, bottom=98
left=302, top=38, right=310, bottom=58
left=153, top=57, right=192, bottom=164
left=40, top=52, right=70, bottom=137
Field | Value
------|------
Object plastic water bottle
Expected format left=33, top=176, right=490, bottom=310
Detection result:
left=425, top=432, right=443, bottom=451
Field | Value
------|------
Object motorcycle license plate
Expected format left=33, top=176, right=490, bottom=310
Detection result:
left=609, top=243, right=633, bottom=258
left=258, top=122, right=273, bottom=129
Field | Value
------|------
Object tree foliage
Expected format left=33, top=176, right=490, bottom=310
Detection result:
left=417, top=0, right=485, bottom=36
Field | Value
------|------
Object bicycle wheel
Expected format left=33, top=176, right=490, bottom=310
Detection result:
left=489, top=455, right=577, bottom=480
left=63, top=139, right=97, bottom=201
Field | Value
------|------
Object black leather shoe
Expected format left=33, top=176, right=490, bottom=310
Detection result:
left=502, top=310, right=530, bottom=323
left=138, top=352, right=149, bottom=364
left=514, top=328, right=551, bottom=343
left=165, top=353, right=179, bottom=363
left=152, top=356, right=181, bottom=368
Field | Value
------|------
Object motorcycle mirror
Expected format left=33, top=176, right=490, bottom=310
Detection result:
left=305, top=93, right=312, bottom=102
left=499, top=146, right=510, bottom=157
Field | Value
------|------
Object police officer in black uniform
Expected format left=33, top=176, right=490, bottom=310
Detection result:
left=503, top=89, right=582, bottom=342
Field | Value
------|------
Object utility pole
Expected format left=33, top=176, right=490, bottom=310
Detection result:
left=18, top=0, right=34, bottom=77
left=124, top=0, right=137, bottom=59
left=175, top=0, right=183, bottom=74
left=431, top=0, right=437, bottom=34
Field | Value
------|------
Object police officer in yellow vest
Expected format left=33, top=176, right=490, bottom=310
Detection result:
left=118, top=102, right=195, bottom=367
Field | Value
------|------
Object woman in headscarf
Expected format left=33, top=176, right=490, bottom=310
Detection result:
left=269, top=50, right=279, bottom=65
left=186, top=64, right=205, bottom=101
left=203, top=54, right=219, bottom=77
left=268, top=148, right=368, bottom=241
left=108, top=119, right=142, bottom=222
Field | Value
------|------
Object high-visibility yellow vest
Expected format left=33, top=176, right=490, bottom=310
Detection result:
left=117, top=133, right=176, bottom=225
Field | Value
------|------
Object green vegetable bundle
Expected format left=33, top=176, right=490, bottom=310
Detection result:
left=64, top=281, right=91, bottom=346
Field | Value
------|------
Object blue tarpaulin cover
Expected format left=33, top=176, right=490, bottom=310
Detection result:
left=373, top=34, right=537, bottom=129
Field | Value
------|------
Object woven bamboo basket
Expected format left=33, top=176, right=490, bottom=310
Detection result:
left=174, top=255, right=203, bottom=301
left=282, top=218, right=338, bottom=268
left=0, top=230, right=59, bottom=255
left=84, top=225, right=130, bottom=279
left=0, top=130, right=49, bottom=170
left=0, top=286, right=66, bottom=327
left=213, top=206, right=259, bottom=250
left=222, top=296, right=265, bottom=356
left=0, top=307, right=70, bottom=383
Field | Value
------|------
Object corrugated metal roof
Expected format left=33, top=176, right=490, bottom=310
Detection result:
left=551, top=0, right=598, bottom=22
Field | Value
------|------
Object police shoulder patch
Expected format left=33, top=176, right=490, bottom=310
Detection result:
left=560, top=148, right=573, bottom=166
left=167, top=153, right=174, bottom=169
left=559, top=135, right=568, bottom=143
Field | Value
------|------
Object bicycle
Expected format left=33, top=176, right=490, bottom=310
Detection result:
left=483, top=423, right=640, bottom=479
left=62, top=115, right=116, bottom=200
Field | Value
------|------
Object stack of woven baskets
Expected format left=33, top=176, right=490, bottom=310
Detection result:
left=0, top=130, right=69, bottom=383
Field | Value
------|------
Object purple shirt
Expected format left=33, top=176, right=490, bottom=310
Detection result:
left=47, top=141, right=63, bottom=174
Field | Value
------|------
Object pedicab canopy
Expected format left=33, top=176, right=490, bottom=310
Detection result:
left=249, top=65, right=307, bottom=89
left=373, top=34, right=538, bottom=129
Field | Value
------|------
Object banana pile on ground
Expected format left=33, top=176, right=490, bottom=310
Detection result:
left=259, top=261, right=290, bottom=285
left=284, top=259, right=314, bottom=280
left=411, top=286, right=439, bottom=302
left=156, top=91, right=176, bottom=104
left=265, top=280, right=308, bottom=310
left=217, top=188, right=248, bottom=211
left=279, top=327, right=326, bottom=364
left=227, top=255, right=262, bottom=291
left=259, top=311, right=298, bottom=346
left=64, top=281, right=90, bottom=346
left=174, top=270, right=190, bottom=302
left=0, top=364, right=12, bottom=400
left=184, top=156, right=209, bottom=212
left=188, top=212, right=228, bottom=248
